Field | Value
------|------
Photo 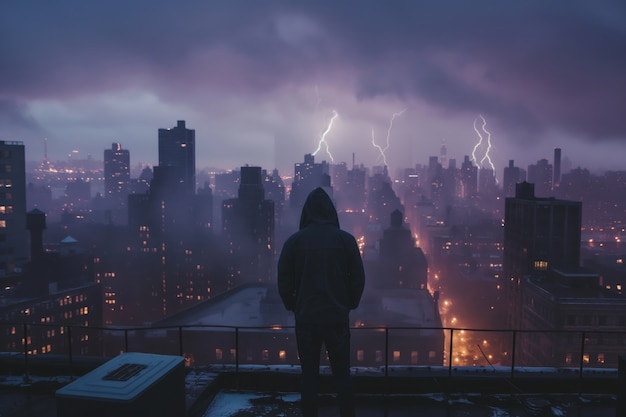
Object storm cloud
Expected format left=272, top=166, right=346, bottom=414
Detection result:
left=1, top=0, right=625, bottom=173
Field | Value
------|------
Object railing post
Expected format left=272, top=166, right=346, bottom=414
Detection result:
left=124, top=329, right=129, bottom=352
left=448, top=328, right=454, bottom=378
left=178, top=326, right=184, bottom=357
left=22, top=323, right=29, bottom=383
left=384, top=328, right=389, bottom=379
left=510, top=330, right=517, bottom=379
left=235, top=327, right=240, bottom=389
left=67, top=325, right=73, bottom=379
left=578, top=331, right=586, bottom=384
left=617, top=355, right=626, bottom=417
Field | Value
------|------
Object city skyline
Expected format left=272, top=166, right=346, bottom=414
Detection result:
left=2, top=1, right=625, bottom=176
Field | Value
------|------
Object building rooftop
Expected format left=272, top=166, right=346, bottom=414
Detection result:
left=0, top=362, right=619, bottom=416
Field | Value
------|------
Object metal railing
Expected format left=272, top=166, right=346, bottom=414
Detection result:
left=2, top=322, right=624, bottom=383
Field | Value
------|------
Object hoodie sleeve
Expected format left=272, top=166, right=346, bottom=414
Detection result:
left=344, top=234, right=365, bottom=310
left=277, top=238, right=296, bottom=311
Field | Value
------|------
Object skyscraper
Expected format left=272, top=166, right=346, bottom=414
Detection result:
left=553, top=147, right=562, bottom=189
left=460, top=155, right=477, bottom=198
left=527, top=158, right=552, bottom=197
left=503, top=182, right=582, bottom=329
left=222, top=166, right=275, bottom=287
left=158, top=120, right=196, bottom=195
left=290, top=154, right=329, bottom=210
left=104, top=143, right=130, bottom=204
left=502, top=160, right=524, bottom=198
left=0, top=141, right=27, bottom=273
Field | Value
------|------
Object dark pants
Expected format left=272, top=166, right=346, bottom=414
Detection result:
left=295, top=322, right=355, bottom=417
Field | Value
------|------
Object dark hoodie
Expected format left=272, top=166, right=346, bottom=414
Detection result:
left=278, top=187, right=365, bottom=325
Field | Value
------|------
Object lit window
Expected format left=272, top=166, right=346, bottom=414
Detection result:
left=279, top=350, right=286, bottom=361
left=262, top=349, right=269, bottom=361
left=215, top=349, right=223, bottom=360
left=393, top=351, right=401, bottom=362
left=411, top=351, right=418, bottom=364
left=356, top=350, right=364, bottom=362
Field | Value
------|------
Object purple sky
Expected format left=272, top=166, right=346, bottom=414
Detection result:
left=1, top=1, right=625, bottom=177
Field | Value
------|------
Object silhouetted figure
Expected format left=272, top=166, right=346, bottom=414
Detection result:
left=278, top=187, right=365, bottom=417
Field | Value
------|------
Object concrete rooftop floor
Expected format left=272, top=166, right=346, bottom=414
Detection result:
left=0, top=365, right=619, bottom=417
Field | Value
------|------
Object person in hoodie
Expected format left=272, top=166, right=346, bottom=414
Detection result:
left=278, top=187, right=365, bottom=417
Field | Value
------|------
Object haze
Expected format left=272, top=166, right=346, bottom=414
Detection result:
left=1, top=1, right=625, bottom=175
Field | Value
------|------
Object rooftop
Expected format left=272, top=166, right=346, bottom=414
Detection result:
left=0, top=357, right=620, bottom=416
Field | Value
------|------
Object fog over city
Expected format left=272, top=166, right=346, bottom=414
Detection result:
left=2, top=1, right=625, bottom=176
left=1, top=1, right=626, bottom=373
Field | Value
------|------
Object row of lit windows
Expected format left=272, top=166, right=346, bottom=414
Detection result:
left=565, top=352, right=607, bottom=364
left=212, top=348, right=437, bottom=364
left=59, top=294, right=87, bottom=306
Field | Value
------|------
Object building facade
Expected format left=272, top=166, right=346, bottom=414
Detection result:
left=158, top=120, right=196, bottom=196
left=0, top=141, right=27, bottom=274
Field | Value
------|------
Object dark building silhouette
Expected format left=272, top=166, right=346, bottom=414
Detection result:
left=0, top=141, right=28, bottom=273
left=478, top=167, right=496, bottom=196
left=460, top=155, right=477, bottom=198
left=502, top=160, right=526, bottom=198
left=290, top=154, right=329, bottom=210
left=104, top=143, right=130, bottom=203
left=26, top=208, right=46, bottom=263
left=1, top=209, right=103, bottom=356
left=367, top=169, right=403, bottom=226
left=527, top=158, right=553, bottom=197
left=375, top=210, right=428, bottom=289
left=122, top=121, right=215, bottom=322
left=518, top=265, right=626, bottom=367
left=222, top=166, right=275, bottom=287
left=158, top=120, right=196, bottom=196
left=503, top=182, right=582, bottom=330
left=341, top=165, right=367, bottom=212
left=553, top=147, right=562, bottom=189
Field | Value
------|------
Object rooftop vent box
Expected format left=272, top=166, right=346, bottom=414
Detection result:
left=56, top=352, right=185, bottom=417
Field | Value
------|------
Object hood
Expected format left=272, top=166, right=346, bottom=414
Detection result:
left=299, top=187, right=340, bottom=230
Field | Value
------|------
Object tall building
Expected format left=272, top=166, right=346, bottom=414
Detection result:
left=553, top=147, right=562, bottom=189
left=104, top=143, right=130, bottom=203
left=290, top=154, right=329, bottom=210
left=460, top=155, right=477, bottom=198
left=502, top=160, right=526, bottom=198
left=342, top=165, right=367, bottom=212
left=375, top=209, right=428, bottom=289
left=518, top=266, right=626, bottom=367
left=222, top=166, right=275, bottom=287
left=527, top=158, right=552, bottom=197
left=503, top=182, right=582, bottom=330
left=0, top=141, right=27, bottom=273
left=158, top=120, right=196, bottom=196
left=478, top=167, right=496, bottom=196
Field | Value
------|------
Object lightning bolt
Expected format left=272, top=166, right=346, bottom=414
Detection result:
left=478, top=115, right=496, bottom=172
left=373, top=109, right=407, bottom=166
left=383, top=109, right=407, bottom=155
left=371, top=128, right=387, bottom=167
left=471, top=117, right=484, bottom=167
left=312, top=110, right=338, bottom=162
left=472, top=114, right=498, bottom=184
